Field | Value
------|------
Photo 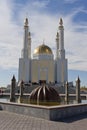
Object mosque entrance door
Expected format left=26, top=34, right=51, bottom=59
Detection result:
left=39, top=80, right=46, bottom=85
left=39, top=68, right=48, bottom=84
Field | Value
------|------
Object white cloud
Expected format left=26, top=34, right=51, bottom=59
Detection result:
left=64, top=0, right=78, bottom=4
left=0, top=0, right=87, bottom=73
left=0, top=0, right=22, bottom=69
left=31, top=0, right=50, bottom=8
left=63, top=8, right=87, bottom=71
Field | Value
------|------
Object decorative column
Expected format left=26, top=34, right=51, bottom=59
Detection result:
left=76, top=77, right=81, bottom=103
left=20, top=80, right=24, bottom=97
left=19, top=80, right=24, bottom=103
left=65, top=81, right=69, bottom=104
left=10, top=75, right=16, bottom=102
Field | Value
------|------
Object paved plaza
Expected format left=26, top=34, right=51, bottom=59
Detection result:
left=0, top=111, right=87, bottom=130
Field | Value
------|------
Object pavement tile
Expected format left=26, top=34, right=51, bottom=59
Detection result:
left=0, top=111, right=87, bottom=130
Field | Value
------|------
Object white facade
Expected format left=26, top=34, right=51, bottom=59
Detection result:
left=18, top=18, right=68, bottom=84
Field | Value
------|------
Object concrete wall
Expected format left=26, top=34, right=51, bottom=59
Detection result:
left=50, top=104, right=87, bottom=121
left=0, top=102, right=50, bottom=120
left=0, top=102, right=87, bottom=121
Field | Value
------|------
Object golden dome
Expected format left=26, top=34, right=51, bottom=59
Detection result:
left=34, top=44, right=52, bottom=55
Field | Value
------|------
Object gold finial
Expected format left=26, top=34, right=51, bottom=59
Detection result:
left=59, top=18, right=63, bottom=26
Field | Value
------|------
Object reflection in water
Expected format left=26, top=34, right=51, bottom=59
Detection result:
left=0, top=97, right=87, bottom=104
left=0, top=98, right=9, bottom=102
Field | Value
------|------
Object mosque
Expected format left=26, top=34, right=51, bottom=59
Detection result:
left=18, top=17, right=68, bottom=85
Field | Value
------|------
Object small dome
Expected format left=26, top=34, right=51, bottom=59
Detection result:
left=29, top=85, right=60, bottom=105
left=33, top=44, right=53, bottom=55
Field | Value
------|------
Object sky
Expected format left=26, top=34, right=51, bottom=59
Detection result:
left=0, top=0, right=87, bottom=87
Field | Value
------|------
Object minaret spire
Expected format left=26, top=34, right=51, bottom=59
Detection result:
left=24, top=17, right=28, bottom=27
left=58, top=17, right=65, bottom=59
left=19, top=17, right=31, bottom=82
left=56, top=32, right=59, bottom=59
left=22, top=17, right=31, bottom=59
left=59, top=18, right=63, bottom=26
left=55, top=18, right=68, bottom=84
left=28, top=31, right=31, bottom=59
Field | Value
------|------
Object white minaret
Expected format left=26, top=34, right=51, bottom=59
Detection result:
left=28, top=32, right=31, bottom=59
left=56, top=32, right=59, bottom=59
left=19, top=17, right=31, bottom=82
left=22, top=18, right=31, bottom=59
left=56, top=18, right=68, bottom=84
left=58, top=18, right=65, bottom=59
